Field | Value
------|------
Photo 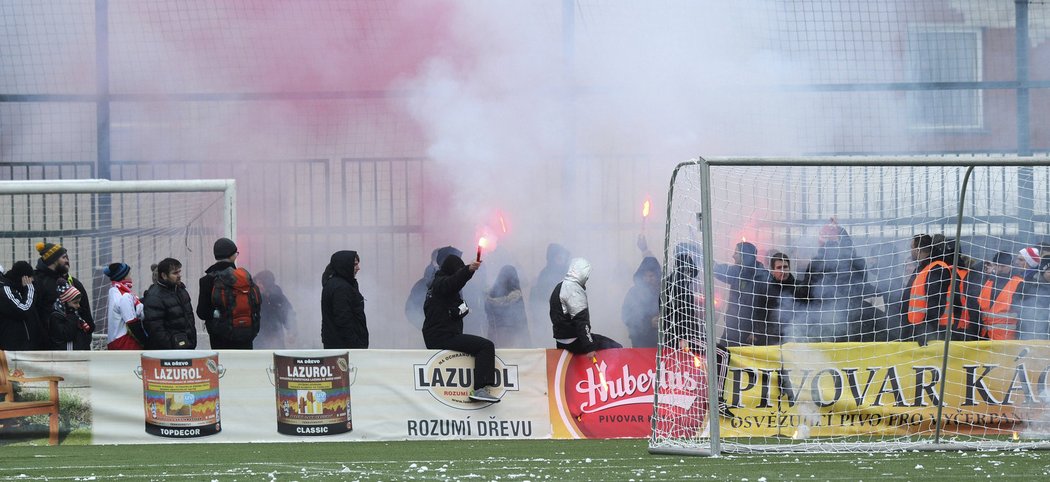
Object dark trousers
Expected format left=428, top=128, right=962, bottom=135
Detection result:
left=425, top=333, right=496, bottom=390
left=556, top=333, right=622, bottom=354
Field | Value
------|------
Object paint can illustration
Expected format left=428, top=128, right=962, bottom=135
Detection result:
left=134, top=351, right=224, bottom=438
left=267, top=351, right=356, bottom=436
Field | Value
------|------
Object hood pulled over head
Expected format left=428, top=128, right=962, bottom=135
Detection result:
left=565, top=258, right=591, bottom=287
left=438, top=253, right=466, bottom=276
left=329, top=250, right=359, bottom=280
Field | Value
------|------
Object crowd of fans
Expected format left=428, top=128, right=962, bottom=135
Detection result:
left=652, top=221, right=1050, bottom=350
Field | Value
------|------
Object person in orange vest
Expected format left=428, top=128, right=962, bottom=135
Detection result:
left=906, top=235, right=970, bottom=344
left=977, top=251, right=1025, bottom=340
left=906, top=234, right=944, bottom=342
left=940, top=239, right=980, bottom=341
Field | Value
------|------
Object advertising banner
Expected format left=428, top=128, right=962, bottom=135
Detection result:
left=1, top=348, right=551, bottom=445
left=8, top=343, right=1047, bottom=445
left=547, top=348, right=658, bottom=439
left=722, top=341, right=1050, bottom=438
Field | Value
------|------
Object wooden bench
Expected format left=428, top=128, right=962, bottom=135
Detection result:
left=0, top=351, right=65, bottom=445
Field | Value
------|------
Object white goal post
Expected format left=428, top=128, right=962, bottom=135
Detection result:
left=0, top=178, right=236, bottom=345
left=0, top=179, right=236, bottom=239
left=650, top=156, right=1050, bottom=455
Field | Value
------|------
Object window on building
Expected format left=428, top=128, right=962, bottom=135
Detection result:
left=906, top=28, right=983, bottom=130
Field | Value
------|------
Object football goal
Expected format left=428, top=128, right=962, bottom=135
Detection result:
left=650, top=156, right=1050, bottom=455
left=0, top=179, right=235, bottom=343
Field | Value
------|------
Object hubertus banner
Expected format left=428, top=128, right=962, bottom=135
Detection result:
left=721, top=341, right=1050, bottom=438
left=0, top=348, right=550, bottom=445
left=547, top=348, right=659, bottom=439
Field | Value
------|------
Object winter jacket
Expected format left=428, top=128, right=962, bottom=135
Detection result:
left=33, top=260, right=95, bottom=336
left=47, top=307, right=92, bottom=350
left=666, top=252, right=700, bottom=344
left=622, top=257, right=660, bottom=348
left=255, top=284, right=294, bottom=349
left=549, top=258, right=593, bottom=342
left=423, top=254, right=475, bottom=343
left=106, top=281, right=146, bottom=350
left=791, top=238, right=877, bottom=343
left=321, top=250, right=368, bottom=349
left=196, top=260, right=235, bottom=322
left=713, top=244, right=770, bottom=346
left=142, top=278, right=197, bottom=350
left=530, top=244, right=570, bottom=343
left=198, top=260, right=260, bottom=348
left=484, top=265, right=530, bottom=348
left=1019, top=274, right=1050, bottom=340
left=0, top=276, right=45, bottom=350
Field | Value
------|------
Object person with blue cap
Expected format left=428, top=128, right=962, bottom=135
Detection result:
left=104, top=262, right=147, bottom=350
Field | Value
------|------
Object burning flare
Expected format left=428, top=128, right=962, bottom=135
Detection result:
left=592, top=355, right=611, bottom=392
left=642, top=198, right=651, bottom=218
left=476, top=237, right=488, bottom=263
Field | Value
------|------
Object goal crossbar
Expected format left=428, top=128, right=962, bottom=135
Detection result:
left=0, top=179, right=237, bottom=240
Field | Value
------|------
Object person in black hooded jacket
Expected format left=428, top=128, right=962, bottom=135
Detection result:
left=0, top=261, right=46, bottom=351
left=622, top=256, right=661, bottom=348
left=321, top=250, right=368, bottom=349
left=422, top=252, right=501, bottom=403
left=713, top=241, right=769, bottom=347
left=405, top=248, right=442, bottom=330
left=530, top=243, right=570, bottom=346
left=484, top=265, right=531, bottom=348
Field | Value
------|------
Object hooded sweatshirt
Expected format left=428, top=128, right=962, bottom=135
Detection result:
left=422, top=254, right=475, bottom=342
left=550, top=258, right=593, bottom=342
left=0, top=261, right=45, bottom=350
left=321, top=250, right=367, bottom=349
left=713, top=242, right=769, bottom=346
left=622, top=256, right=661, bottom=347
left=484, top=265, right=531, bottom=347
left=531, top=244, right=571, bottom=320
left=667, top=252, right=700, bottom=343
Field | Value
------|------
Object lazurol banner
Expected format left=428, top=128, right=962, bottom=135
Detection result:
left=721, top=341, right=1050, bottom=438
left=1, top=348, right=550, bottom=445
left=547, top=348, right=661, bottom=439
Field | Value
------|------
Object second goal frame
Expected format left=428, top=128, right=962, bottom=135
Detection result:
left=652, top=155, right=1050, bottom=456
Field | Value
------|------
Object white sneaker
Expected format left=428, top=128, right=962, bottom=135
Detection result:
left=468, top=386, right=501, bottom=403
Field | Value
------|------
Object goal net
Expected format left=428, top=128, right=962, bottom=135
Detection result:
left=0, top=179, right=234, bottom=348
left=651, top=157, right=1050, bottom=455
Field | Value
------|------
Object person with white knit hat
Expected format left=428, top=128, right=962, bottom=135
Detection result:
left=1018, top=257, right=1050, bottom=340
left=1016, top=246, right=1042, bottom=281
left=1018, top=247, right=1040, bottom=270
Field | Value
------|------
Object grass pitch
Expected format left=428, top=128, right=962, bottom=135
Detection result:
left=1, top=439, right=1049, bottom=481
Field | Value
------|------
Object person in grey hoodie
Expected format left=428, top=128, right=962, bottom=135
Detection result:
left=549, top=257, right=622, bottom=355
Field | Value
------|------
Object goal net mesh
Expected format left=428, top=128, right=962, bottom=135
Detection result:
left=0, top=181, right=230, bottom=347
left=651, top=157, right=1050, bottom=454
